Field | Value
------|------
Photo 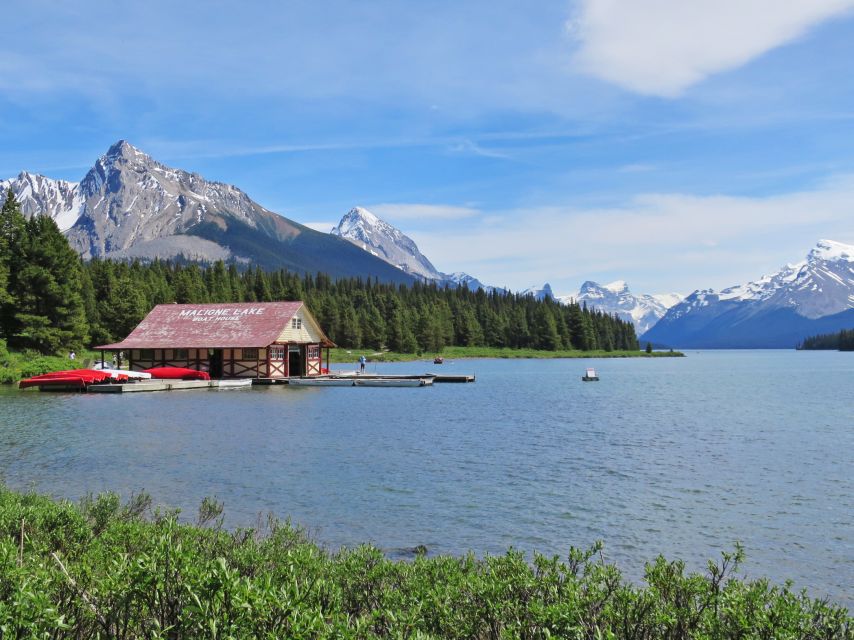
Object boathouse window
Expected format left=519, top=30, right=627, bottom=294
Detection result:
left=307, top=345, right=319, bottom=359
left=291, top=318, right=302, bottom=329
left=269, top=345, right=286, bottom=360
left=139, top=349, right=154, bottom=360
left=242, top=348, right=258, bottom=360
left=174, top=349, right=188, bottom=360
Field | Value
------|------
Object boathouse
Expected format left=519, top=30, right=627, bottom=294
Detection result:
left=96, top=302, right=335, bottom=379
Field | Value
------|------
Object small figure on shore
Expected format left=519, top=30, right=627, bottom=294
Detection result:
left=359, top=355, right=366, bottom=373
left=112, top=354, right=118, bottom=368
left=69, top=351, right=76, bottom=360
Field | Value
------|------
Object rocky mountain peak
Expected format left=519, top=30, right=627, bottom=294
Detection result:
left=0, top=171, right=83, bottom=232
left=331, top=206, right=441, bottom=280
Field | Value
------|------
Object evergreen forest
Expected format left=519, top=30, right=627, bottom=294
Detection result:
left=798, top=328, right=854, bottom=351
left=0, top=189, right=638, bottom=355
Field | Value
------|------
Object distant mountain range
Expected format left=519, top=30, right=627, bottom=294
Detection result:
left=560, top=281, right=682, bottom=335
left=5, top=143, right=852, bottom=348
left=328, top=210, right=684, bottom=334
left=2, top=141, right=415, bottom=284
left=643, top=240, right=854, bottom=348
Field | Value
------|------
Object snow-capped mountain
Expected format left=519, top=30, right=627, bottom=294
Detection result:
left=559, top=280, right=682, bottom=335
left=0, top=172, right=83, bottom=231
left=331, top=206, right=500, bottom=291
left=4, top=141, right=415, bottom=283
left=521, top=283, right=555, bottom=301
left=332, top=207, right=441, bottom=280
left=643, top=239, right=854, bottom=348
left=443, top=272, right=496, bottom=292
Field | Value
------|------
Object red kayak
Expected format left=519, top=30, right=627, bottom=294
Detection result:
left=143, top=367, right=211, bottom=381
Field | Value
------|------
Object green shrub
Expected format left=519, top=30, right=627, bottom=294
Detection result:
left=0, top=485, right=848, bottom=638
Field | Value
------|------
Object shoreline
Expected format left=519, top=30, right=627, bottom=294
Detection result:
left=330, top=346, right=686, bottom=363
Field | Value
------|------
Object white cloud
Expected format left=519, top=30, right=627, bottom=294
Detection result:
left=411, top=174, right=854, bottom=293
left=302, top=221, right=336, bottom=233
left=570, top=0, right=854, bottom=96
left=369, top=203, right=481, bottom=221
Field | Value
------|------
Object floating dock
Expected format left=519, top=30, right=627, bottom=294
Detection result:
left=72, top=373, right=473, bottom=393
left=433, top=374, right=475, bottom=383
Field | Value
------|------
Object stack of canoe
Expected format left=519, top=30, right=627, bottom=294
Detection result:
left=19, top=369, right=121, bottom=390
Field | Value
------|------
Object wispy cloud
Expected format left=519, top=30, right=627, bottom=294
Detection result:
left=570, top=0, right=854, bottom=96
left=448, top=139, right=511, bottom=160
left=302, top=221, right=337, bottom=233
left=411, top=174, right=854, bottom=293
left=369, top=203, right=481, bottom=221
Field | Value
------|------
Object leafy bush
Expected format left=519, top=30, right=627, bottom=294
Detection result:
left=0, top=485, right=849, bottom=639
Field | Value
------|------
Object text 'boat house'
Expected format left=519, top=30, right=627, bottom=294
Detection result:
left=96, top=302, right=335, bottom=379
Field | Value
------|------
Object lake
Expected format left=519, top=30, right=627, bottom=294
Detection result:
left=0, top=350, right=851, bottom=605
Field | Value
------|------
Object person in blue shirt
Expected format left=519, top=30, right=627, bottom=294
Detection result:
left=358, top=355, right=366, bottom=373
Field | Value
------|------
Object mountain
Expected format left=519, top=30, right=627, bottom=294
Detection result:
left=0, top=172, right=83, bottom=231
left=331, top=207, right=441, bottom=280
left=643, top=240, right=854, bottom=348
left=5, top=141, right=415, bottom=284
left=559, top=280, right=682, bottom=335
left=331, top=206, right=501, bottom=291
left=521, top=283, right=555, bottom=301
left=442, top=272, right=496, bottom=293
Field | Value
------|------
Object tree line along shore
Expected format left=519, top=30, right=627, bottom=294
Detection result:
left=0, top=485, right=848, bottom=638
left=2, top=188, right=644, bottom=371
left=797, top=328, right=854, bottom=351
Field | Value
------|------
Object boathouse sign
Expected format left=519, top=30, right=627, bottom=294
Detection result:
left=178, top=307, right=267, bottom=322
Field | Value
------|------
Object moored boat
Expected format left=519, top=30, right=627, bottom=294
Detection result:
left=354, top=378, right=432, bottom=387
left=288, top=377, right=356, bottom=386
left=217, top=379, right=253, bottom=389
left=581, top=367, right=599, bottom=382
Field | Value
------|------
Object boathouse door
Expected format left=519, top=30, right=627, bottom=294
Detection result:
left=288, top=345, right=302, bottom=377
left=209, top=349, right=224, bottom=378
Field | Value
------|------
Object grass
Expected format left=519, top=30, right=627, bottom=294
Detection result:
left=0, top=345, right=104, bottom=385
left=330, top=345, right=685, bottom=363
left=0, top=485, right=848, bottom=639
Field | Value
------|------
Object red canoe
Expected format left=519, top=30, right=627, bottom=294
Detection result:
left=18, top=369, right=112, bottom=389
left=143, top=367, right=211, bottom=381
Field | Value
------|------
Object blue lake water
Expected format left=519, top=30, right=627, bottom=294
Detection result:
left=0, top=350, right=851, bottom=605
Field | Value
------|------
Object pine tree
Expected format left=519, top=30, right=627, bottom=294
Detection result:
left=10, top=214, right=88, bottom=352
left=0, top=188, right=27, bottom=339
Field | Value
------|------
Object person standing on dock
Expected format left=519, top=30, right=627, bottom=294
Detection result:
left=359, top=355, right=366, bottom=373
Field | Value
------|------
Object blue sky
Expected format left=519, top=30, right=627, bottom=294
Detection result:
left=2, top=0, right=854, bottom=295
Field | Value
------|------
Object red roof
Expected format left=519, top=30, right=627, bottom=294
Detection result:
left=96, top=302, right=319, bottom=349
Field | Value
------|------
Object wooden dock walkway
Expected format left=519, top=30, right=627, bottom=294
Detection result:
left=87, top=380, right=240, bottom=393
